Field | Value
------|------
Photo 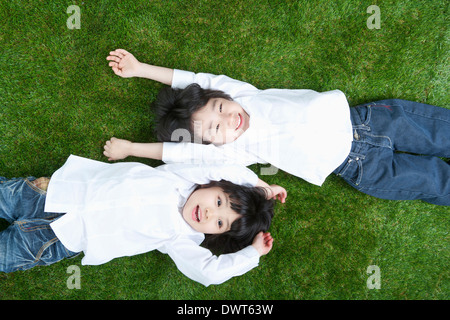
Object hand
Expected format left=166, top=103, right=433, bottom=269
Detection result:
left=32, top=177, right=50, bottom=191
left=106, top=49, right=142, bottom=78
left=266, top=185, right=287, bottom=203
left=252, top=232, right=274, bottom=256
left=103, top=137, right=132, bottom=161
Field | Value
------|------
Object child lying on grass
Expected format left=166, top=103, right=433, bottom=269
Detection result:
left=0, top=155, right=286, bottom=286
left=105, top=49, right=449, bottom=206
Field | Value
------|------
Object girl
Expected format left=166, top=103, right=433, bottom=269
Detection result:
left=0, top=155, right=286, bottom=286
left=105, top=49, right=449, bottom=206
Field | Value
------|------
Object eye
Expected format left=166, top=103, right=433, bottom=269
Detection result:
left=217, top=197, right=222, bottom=206
left=216, top=124, right=220, bottom=133
left=218, top=219, right=223, bottom=228
left=219, top=104, right=222, bottom=112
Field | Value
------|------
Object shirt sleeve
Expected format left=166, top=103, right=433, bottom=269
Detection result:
left=165, top=238, right=260, bottom=286
left=162, top=142, right=261, bottom=166
left=156, top=163, right=259, bottom=187
left=171, top=69, right=259, bottom=99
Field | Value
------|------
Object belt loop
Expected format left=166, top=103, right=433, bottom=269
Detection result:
left=349, top=151, right=365, bottom=161
left=354, top=130, right=360, bottom=141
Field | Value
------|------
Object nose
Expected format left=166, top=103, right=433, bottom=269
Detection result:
left=205, top=208, right=215, bottom=220
left=221, top=112, right=234, bottom=128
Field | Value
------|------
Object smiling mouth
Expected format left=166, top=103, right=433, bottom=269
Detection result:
left=192, top=205, right=201, bottom=222
left=235, top=114, right=242, bottom=130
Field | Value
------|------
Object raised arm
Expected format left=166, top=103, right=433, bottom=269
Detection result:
left=166, top=233, right=273, bottom=286
left=103, top=137, right=163, bottom=161
left=106, top=49, right=174, bottom=85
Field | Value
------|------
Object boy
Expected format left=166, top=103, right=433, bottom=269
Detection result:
left=106, top=49, right=449, bottom=206
left=1, top=155, right=286, bottom=286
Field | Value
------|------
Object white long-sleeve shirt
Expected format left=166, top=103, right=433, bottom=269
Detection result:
left=45, top=155, right=260, bottom=286
left=162, top=69, right=354, bottom=186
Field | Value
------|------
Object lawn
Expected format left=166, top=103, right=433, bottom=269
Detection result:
left=0, top=0, right=448, bottom=301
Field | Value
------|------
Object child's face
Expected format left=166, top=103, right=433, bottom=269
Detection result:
left=191, top=98, right=250, bottom=145
left=182, top=186, right=241, bottom=234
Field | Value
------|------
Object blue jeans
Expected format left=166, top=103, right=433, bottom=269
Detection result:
left=333, top=99, right=450, bottom=206
left=0, top=177, right=78, bottom=273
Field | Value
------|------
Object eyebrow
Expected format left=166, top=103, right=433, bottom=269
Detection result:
left=224, top=194, right=232, bottom=231
left=208, top=99, right=217, bottom=132
left=224, top=193, right=229, bottom=209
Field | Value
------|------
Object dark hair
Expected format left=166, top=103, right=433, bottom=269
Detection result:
left=153, top=83, right=232, bottom=143
left=198, top=180, right=275, bottom=255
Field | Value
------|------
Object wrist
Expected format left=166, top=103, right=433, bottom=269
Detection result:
left=251, top=244, right=261, bottom=256
left=128, top=142, right=138, bottom=157
left=256, top=179, right=271, bottom=198
left=251, top=243, right=265, bottom=257
left=134, top=62, right=146, bottom=78
left=265, top=186, right=274, bottom=199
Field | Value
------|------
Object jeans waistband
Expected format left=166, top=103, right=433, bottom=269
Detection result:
left=333, top=106, right=371, bottom=175
left=349, top=105, right=369, bottom=127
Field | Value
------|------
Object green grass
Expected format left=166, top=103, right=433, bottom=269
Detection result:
left=0, top=0, right=448, bottom=300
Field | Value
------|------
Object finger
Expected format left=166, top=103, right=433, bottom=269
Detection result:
left=115, top=49, right=130, bottom=56
left=112, top=66, right=122, bottom=76
left=107, top=56, right=122, bottom=63
left=103, top=151, right=115, bottom=162
left=108, top=62, right=122, bottom=75
left=108, top=50, right=125, bottom=60
left=108, top=62, right=120, bottom=71
left=278, top=191, right=287, bottom=203
left=109, top=49, right=126, bottom=58
left=264, top=238, right=273, bottom=249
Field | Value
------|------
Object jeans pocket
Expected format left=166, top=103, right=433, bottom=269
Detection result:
left=25, top=178, right=49, bottom=195
left=337, top=155, right=364, bottom=187
left=12, top=220, right=64, bottom=271
left=351, top=104, right=373, bottom=129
